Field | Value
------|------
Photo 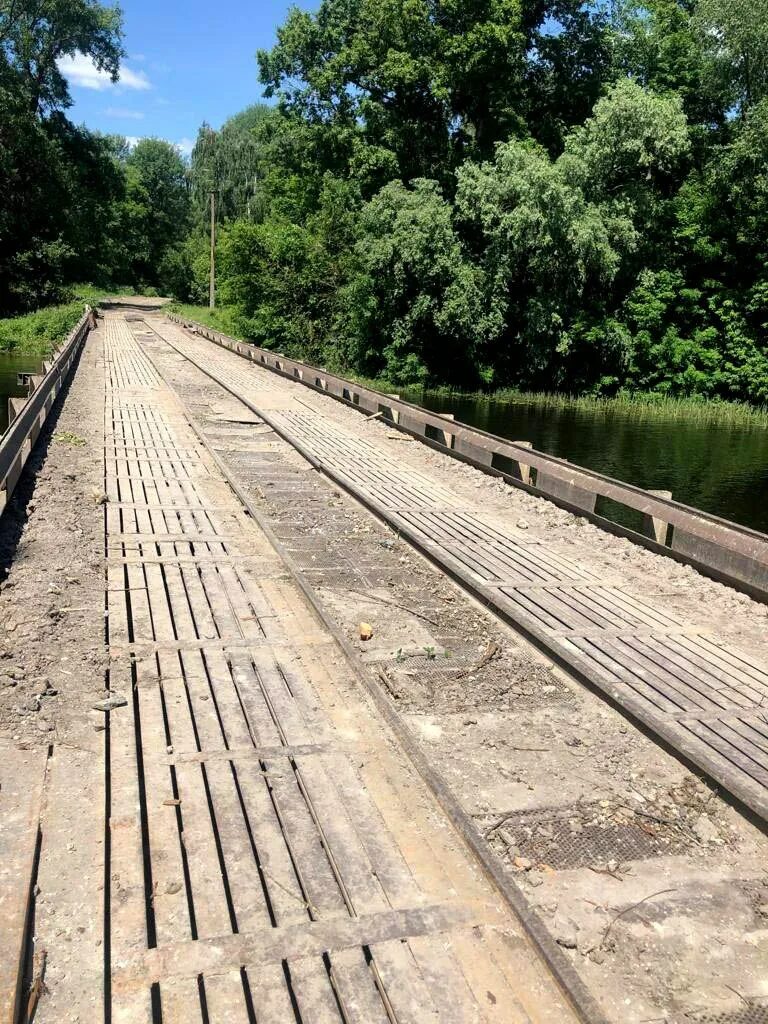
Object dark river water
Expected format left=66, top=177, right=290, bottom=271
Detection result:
left=401, top=391, right=768, bottom=535
left=0, top=352, right=44, bottom=434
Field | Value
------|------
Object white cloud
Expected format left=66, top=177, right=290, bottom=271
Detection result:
left=122, top=136, right=194, bottom=159
left=57, top=53, right=151, bottom=92
left=104, top=106, right=145, bottom=120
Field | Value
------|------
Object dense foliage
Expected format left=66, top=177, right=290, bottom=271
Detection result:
left=4, top=1, right=768, bottom=401
left=0, top=1, right=190, bottom=314
left=167, top=0, right=768, bottom=402
left=0, top=299, right=86, bottom=354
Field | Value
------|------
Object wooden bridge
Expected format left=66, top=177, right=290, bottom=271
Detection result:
left=0, top=304, right=766, bottom=1024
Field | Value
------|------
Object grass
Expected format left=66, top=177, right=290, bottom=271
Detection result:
left=70, top=283, right=137, bottom=303
left=53, top=430, right=86, bottom=446
left=400, top=386, right=768, bottom=427
left=0, top=301, right=89, bottom=356
left=0, top=284, right=157, bottom=356
left=166, top=302, right=244, bottom=340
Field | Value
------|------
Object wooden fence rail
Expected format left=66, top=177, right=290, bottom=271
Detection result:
left=0, top=313, right=89, bottom=517
left=168, top=314, right=768, bottom=603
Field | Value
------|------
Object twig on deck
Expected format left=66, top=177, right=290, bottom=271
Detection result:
left=457, top=641, right=500, bottom=679
left=601, top=888, right=676, bottom=946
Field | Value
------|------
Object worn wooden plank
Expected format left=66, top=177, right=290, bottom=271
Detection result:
left=34, top=743, right=105, bottom=1024
left=244, top=963, right=296, bottom=1024
left=0, top=742, right=47, bottom=1024
left=367, top=938, right=441, bottom=1023
left=200, top=971, right=251, bottom=1024
left=289, top=955, right=344, bottom=1023
left=327, top=947, right=390, bottom=1024
left=158, top=977, right=203, bottom=1024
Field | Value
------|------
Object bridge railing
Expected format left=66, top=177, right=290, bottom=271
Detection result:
left=168, top=314, right=768, bottom=602
left=0, top=312, right=89, bottom=516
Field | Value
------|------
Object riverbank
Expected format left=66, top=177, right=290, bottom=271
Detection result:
left=167, top=301, right=243, bottom=340
left=399, top=386, right=768, bottom=428
left=0, top=287, right=151, bottom=356
left=401, top=388, right=768, bottom=533
left=166, top=305, right=768, bottom=531
left=0, top=302, right=88, bottom=356
left=168, top=304, right=768, bottom=429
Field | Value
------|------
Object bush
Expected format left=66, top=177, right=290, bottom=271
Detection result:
left=0, top=301, right=87, bottom=355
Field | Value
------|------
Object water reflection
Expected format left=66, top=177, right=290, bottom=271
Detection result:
left=0, top=352, right=44, bottom=434
left=402, top=392, right=768, bottom=535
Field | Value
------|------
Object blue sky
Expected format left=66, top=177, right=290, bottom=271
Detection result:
left=60, top=0, right=315, bottom=155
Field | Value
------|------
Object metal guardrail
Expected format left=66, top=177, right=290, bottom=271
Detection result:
left=168, top=315, right=768, bottom=602
left=0, top=313, right=89, bottom=514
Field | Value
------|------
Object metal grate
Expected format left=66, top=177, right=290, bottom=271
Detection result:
left=683, top=1005, right=768, bottom=1024
left=386, top=650, right=578, bottom=712
left=303, top=568, right=373, bottom=590
left=482, top=802, right=686, bottom=870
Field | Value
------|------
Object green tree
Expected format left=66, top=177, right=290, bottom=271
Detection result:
left=612, top=1, right=728, bottom=129
left=189, top=105, right=272, bottom=228
left=0, top=0, right=125, bottom=311
left=453, top=81, right=690, bottom=388
left=0, top=0, right=123, bottom=113
left=257, top=0, right=611, bottom=183
left=119, top=139, right=191, bottom=286
left=695, top=0, right=768, bottom=110
left=218, top=175, right=359, bottom=364
left=342, top=178, right=490, bottom=384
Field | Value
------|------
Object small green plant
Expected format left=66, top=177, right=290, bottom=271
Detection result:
left=54, top=430, right=86, bottom=446
left=423, top=645, right=436, bottom=660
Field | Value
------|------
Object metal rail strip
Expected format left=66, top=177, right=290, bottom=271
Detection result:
left=168, top=314, right=768, bottom=603
left=0, top=313, right=89, bottom=513
left=155, top=323, right=768, bottom=828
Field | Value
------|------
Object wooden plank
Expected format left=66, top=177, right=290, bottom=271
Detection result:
left=108, top=662, right=154, bottom=1021
left=367, top=939, right=441, bottom=1023
left=260, top=767, right=348, bottom=919
left=158, top=977, right=203, bottom=1024
left=292, top=754, right=388, bottom=914
left=0, top=742, right=47, bottom=1024
left=289, top=956, right=344, bottom=1023
left=409, top=934, right=485, bottom=1024
left=232, top=763, right=309, bottom=927
left=327, top=947, right=390, bottom=1024
left=201, top=971, right=251, bottom=1024
left=446, top=929, right=537, bottom=1024
left=321, top=752, right=422, bottom=907
left=243, top=963, right=296, bottom=1024
left=33, top=743, right=105, bottom=1024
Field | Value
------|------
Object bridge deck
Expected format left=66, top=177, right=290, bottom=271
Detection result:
left=3, top=309, right=768, bottom=1024
left=100, top=315, right=576, bottom=1022
left=143, top=320, right=768, bottom=826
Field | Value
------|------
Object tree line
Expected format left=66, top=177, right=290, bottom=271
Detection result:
left=3, top=1, right=768, bottom=402
left=0, top=1, right=190, bottom=314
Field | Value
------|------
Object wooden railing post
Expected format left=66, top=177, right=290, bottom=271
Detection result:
left=641, top=490, right=672, bottom=545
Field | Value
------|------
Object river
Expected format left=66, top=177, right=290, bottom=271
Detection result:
left=401, top=391, right=768, bottom=535
left=0, top=352, right=44, bottom=435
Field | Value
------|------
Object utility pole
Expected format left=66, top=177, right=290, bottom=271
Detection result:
left=209, top=190, right=216, bottom=310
